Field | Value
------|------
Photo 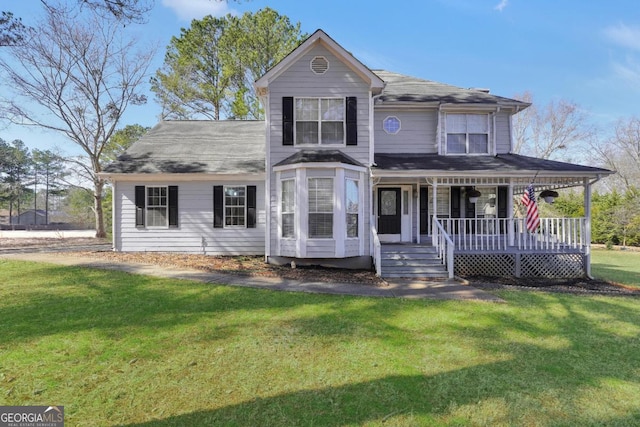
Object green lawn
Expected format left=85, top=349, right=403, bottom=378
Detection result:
left=1, top=260, right=639, bottom=426
left=592, top=248, right=640, bottom=288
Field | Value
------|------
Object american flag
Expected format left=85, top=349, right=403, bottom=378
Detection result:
left=521, top=184, right=540, bottom=232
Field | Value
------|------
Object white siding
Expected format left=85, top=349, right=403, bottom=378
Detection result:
left=375, top=110, right=438, bottom=154
left=115, top=181, right=265, bottom=255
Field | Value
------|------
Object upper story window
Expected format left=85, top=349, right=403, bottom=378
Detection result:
left=446, top=114, right=489, bottom=154
left=296, top=98, right=344, bottom=145
left=383, top=116, right=401, bottom=134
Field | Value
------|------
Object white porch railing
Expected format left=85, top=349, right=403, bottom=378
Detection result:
left=371, top=225, right=382, bottom=277
left=432, top=217, right=455, bottom=279
left=438, top=217, right=586, bottom=252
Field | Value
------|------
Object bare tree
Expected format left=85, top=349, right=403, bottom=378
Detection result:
left=512, top=92, right=595, bottom=160
left=0, top=6, right=154, bottom=237
left=590, top=117, right=640, bottom=191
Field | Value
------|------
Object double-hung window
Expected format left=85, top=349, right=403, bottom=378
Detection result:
left=296, top=98, right=344, bottom=145
left=346, top=179, right=359, bottom=238
left=308, top=178, right=334, bottom=238
left=213, top=185, right=256, bottom=229
left=146, top=186, right=168, bottom=227
left=281, top=179, right=295, bottom=238
left=135, top=185, right=178, bottom=228
left=224, top=186, right=246, bottom=227
left=446, top=114, right=489, bottom=154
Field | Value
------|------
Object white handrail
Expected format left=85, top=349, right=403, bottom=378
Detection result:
left=371, top=225, right=382, bottom=277
left=439, top=217, right=586, bottom=252
left=432, top=217, right=455, bottom=279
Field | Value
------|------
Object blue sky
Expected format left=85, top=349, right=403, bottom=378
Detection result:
left=2, top=0, right=640, bottom=155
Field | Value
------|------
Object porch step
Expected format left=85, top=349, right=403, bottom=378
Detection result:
left=379, top=244, right=448, bottom=279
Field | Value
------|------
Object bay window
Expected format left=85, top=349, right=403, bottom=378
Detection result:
left=308, top=177, right=334, bottom=238
left=346, top=179, right=359, bottom=238
left=281, top=179, right=295, bottom=238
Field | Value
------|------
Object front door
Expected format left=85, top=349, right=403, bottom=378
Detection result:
left=378, top=188, right=401, bottom=238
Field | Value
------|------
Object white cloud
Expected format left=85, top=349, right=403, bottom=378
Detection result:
left=603, top=23, right=640, bottom=52
left=611, top=56, right=640, bottom=89
left=161, top=0, right=232, bottom=21
left=494, top=0, right=509, bottom=12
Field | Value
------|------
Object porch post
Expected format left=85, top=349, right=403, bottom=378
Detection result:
left=508, top=181, right=515, bottom=246
left=432, top=179, right=438, bottom=235
left=416, top=179, right=421, bottom=244
left=584, top=178, right=592, bottom=277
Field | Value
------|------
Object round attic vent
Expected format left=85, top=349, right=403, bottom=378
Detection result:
left=310, top=56, right=329, bottom=75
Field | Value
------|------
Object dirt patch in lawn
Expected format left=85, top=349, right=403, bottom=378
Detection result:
left=2, top=237, right=638, bottom=294
left=466, top=276, right=640, bottom=296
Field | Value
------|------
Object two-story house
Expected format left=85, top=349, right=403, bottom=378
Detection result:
left=103, top=30, right=611, bottom=279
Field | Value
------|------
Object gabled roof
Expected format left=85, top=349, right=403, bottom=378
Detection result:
left=103, top=121, right=265, bottom=175
left=255, top=29, right=385, bottom=93
left=374, top=70, right=529, bottom=109
left=373, top=153, right=611, bottom=177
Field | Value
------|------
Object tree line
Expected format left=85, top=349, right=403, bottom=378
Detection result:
left=1, top=2, right=639, bottom=245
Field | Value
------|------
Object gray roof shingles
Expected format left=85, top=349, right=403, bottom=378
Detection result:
left=374, top=70, right=529, bottom=107
left=374, top=153, right=610, bottom=175
left=274, top=150, right=364, bottom=168
left=104, top=120, right=265, bottom=174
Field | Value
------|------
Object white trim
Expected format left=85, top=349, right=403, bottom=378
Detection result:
left=112, top=180, right=118, bottom=251
left=222, top=185, right=247, bottom=228
left=276, top=172, right=282, bottom=256
left=310, top=56, right=329, bottom=75
left=296, top=168, right=307, bottom=258
left=382, top=116, right=401, bottom=134
left=264, top=90, right=271, bottom=259
left=145, top=185, right=169, bottom=229
left=101, top=173, right=265, bottom=182
left=274, top=162, right=366, bottom=173
left=335, top=169, right=345, bottom=257
left=294, top=97, right=345, bottom=146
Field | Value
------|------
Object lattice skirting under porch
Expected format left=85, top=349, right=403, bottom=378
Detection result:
left=455, top=253, right=585, bottom=278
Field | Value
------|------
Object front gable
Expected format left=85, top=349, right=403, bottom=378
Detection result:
left=255, top=29, right=384, bottom=94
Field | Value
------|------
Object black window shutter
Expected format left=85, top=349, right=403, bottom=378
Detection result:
left=213, top=185, right=224, bottom=228
left=135, top=186, right=145, bottom=227
left=168, top=186, right=178, bottom=228
left=450, top=187, right=461, bottom=219
left=346, top=96, right=357, bottom=145
left=282, top=97, right=294, bottom=145
left=420, top=187, right=429, bottom=234
left=247, top=185, right=257, bottom=228
left=497, top=186, right=508, bottom=218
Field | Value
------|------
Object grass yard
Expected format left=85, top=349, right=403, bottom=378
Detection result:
left=592, top=248, right=640, bottom=288
left=0, top=260, right=639, bottom=426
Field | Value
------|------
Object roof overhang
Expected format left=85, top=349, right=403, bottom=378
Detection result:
left=99, top=172, right=266, bottom=182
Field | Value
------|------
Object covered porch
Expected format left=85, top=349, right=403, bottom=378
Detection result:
left=370, top=155, right=611, bottom=279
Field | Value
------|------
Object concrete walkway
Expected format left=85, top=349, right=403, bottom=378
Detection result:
left=0, top=251, right=504, bottom=302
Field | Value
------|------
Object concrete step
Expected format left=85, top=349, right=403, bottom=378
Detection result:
left=382, top=259, right=443, bottom=267
left=383, top=271, right=449, bottom=279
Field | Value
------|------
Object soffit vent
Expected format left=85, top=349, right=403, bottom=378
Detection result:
left=311, top=56, right=329, bottom=75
